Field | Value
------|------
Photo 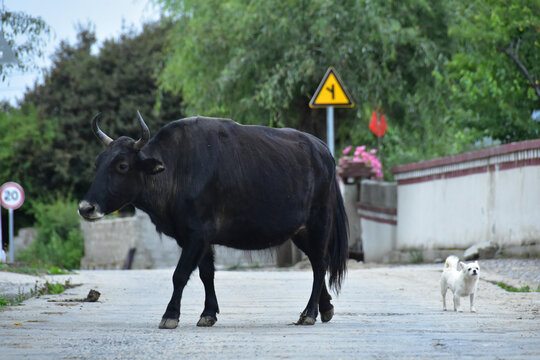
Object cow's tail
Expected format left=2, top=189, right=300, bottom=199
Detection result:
left=328, top=176, right=349, bottom=294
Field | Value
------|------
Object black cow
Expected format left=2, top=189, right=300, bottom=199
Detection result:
left=79, top=112, right=348, bottom=329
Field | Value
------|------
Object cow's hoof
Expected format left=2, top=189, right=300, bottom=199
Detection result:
left=197, top=316, right=217, bottom=327
left=295, top=314, right=316, bottom=326
left=159, top=318, right=179, bottom=329
left=320, top=307, right=334, bottom=323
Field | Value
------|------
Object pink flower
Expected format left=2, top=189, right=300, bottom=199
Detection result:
left=339, top=145, right=383, bottom=179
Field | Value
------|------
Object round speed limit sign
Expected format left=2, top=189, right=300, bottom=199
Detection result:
left=0, top=182, right=25, bottom=210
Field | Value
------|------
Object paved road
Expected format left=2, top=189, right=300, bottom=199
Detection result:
left=1, top=262, right=539, bottom=359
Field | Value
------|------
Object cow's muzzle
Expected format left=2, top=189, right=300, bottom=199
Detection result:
left=78, top=200, right=105, bottom=221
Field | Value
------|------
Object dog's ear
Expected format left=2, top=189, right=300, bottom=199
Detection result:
left=459, top=262, right=466, bottom=270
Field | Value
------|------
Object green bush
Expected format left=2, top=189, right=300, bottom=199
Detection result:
left=17, top=198, right=83, bottom=270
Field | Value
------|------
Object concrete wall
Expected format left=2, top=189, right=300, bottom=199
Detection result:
left=340, top=183, right=362, bottom=251
left=393, top=140, right=540, bottom=257
left=213, top=240, right=303, bottom=269
left=81, top=210, right=302, bottom=269
left=80, top=210, right=181, bottom=269
left=340, top=179, right=398, bottom=262
left=13, top=228, right=37, bottom=260
left=357, top=180, right=397, bottom=262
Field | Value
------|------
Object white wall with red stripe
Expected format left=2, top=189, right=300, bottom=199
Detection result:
left=392, top=139, right=540, bottom=254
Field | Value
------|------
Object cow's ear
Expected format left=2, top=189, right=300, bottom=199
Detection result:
left=138, top=158, right=165, bottom=175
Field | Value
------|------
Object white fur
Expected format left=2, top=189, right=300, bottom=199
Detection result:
left=440, top=255, right=480, bottom=312
left=0, top=248, right=6, bottom=263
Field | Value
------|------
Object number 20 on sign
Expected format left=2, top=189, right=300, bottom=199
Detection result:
left=1, top=182, right=25, bottom=210
left=0, top=182, right=25, bottom=263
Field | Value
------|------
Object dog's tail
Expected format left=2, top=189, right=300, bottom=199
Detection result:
left=444, top=255, right=459, bottom=270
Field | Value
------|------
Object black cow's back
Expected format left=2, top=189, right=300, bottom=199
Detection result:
left=140, top=117, right=335, bottom=250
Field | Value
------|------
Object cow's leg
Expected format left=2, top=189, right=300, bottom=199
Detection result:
left=197, top=248, right=220, bottom=327
left=292, top=207, right=331, bottom=325
left=318, top=281, right=334, bottom=323
left=296, top=252, right=326, bottom=325
left=159, top=240, right=205, bottom=329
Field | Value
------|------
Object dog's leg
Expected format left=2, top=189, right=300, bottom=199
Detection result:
left=441, top=288, right=447, bottom=311
left=453, top=294, right=461, bottom=312
left=470, top=293, right=476, bottom=313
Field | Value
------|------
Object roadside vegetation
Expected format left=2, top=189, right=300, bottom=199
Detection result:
left=0, top=279, right=76, bottom=311
left=16, top=199, right=84, bottom=270
left=496, top=282, right=540, bottom=293
left=0, top=264, right=72, bottom=276
left=0, top=263, right=75, bottom=311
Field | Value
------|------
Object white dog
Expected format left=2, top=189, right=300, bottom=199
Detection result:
left=440, top=255, right=479, bottom=312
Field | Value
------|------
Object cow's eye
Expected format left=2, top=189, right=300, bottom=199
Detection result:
left=116, top=162, right=129, bottom=173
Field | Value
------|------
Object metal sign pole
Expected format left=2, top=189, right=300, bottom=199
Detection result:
left=327, top=106, right=334, bottom=157
left=8, top=209, right=13, bottom=262
left=0, top=182, right=25, bottom=262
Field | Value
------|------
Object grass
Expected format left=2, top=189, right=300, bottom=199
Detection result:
left=46, top=266, right=73, bottom=275
left=0, top=263, right=73, bottom=276
left=39, top=280, right=73, bottom=295
left=409, top=250, right=424, bottom=264
left=0, top=267, right=76, bottom=311
left=0, top=279, right=76, bottom=311
left=0, top=290, right=30, bottom=310
left=0, top=287, right=35, bottom=311
left=496, top=282, right=540, bottom=293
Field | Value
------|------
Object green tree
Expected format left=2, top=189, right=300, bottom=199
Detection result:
left=157, top=0, right=466, bottom=176
left=16, top=21, right=183, bottom=202
left=17, top=198, right=84, bottom=269
left=443, top=0, right=540, bottom=142
left=0, top=103, right=56, bottom=216
left=0, top=7, right=50, bottom=79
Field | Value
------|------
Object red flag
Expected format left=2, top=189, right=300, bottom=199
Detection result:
left=369, top=110, right=387, bottom=137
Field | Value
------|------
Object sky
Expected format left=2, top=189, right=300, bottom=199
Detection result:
left=1, top=0, right=161, bottom=105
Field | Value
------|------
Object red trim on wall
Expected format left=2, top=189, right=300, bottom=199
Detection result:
left=359, top=214, right=397, bottom=226
left=357, top=204, right=397, bottom=215
left=392, top=139, right=540, bottom=175
left=396, top=158, right=540, bottom=185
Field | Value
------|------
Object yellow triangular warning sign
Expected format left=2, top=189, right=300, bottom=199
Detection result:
left=309, top=67, right=354, bottom=108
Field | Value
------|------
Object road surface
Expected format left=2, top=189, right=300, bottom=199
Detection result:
left=1, top=261, right=539, bottom=359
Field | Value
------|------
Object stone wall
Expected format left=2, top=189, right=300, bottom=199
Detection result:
left=13, top=228, right=37, bottom=259
left=80, top=210, right=180, bottom=269
left=80, top=210, right=302, bottom=269
left=214, top=240, right=303, bottom=269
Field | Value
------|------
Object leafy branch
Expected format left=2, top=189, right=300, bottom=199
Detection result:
left=498, top=38, right=540, bottom=104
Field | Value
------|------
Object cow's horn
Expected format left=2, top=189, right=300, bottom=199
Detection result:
left=134, top=110, right=150, bottom=150
left=92, top=113, right=113, bottom=146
